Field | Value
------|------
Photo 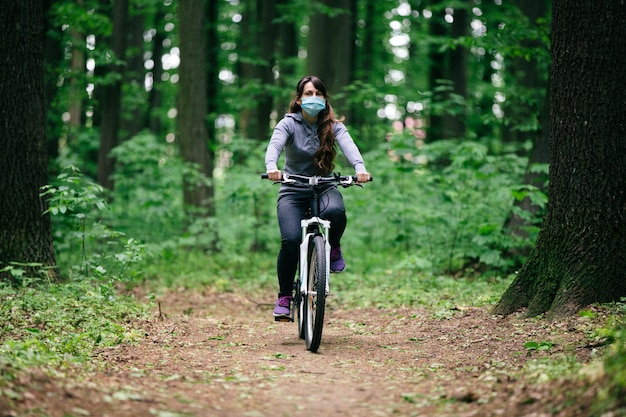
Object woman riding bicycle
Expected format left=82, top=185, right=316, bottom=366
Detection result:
left=265, top=75, right=371, bottom=319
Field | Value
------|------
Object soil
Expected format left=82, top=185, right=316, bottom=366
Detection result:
left=1, top=287, right=611, bottom=417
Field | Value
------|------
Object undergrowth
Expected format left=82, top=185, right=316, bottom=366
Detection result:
left=0, top=280, right=149, bottom=377
left=1, top=133, right=623, bottom=414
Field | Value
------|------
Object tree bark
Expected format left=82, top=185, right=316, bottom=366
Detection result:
left=0, top=0, right=58, bottom=282
left=493, top=0, right=626, bottom=317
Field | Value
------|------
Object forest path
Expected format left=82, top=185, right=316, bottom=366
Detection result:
left=6, top=287, right=602, bottom=416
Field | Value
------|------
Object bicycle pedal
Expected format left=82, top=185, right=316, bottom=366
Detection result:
left=274, top=315, right=294, bottom=322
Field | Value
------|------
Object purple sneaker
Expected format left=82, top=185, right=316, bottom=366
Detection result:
left=330, top=247, right=345, bottom=273
left=273, top=295, right=293, bottom=317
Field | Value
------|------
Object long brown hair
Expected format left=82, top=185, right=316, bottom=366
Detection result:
left=289, top=76, right=343, bottom=174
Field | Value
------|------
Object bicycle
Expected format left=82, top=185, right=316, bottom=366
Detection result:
left=262, top=172, right=370, bottom=352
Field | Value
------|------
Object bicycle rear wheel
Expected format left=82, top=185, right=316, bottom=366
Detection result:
left=304, top=235, right=327, bottom=352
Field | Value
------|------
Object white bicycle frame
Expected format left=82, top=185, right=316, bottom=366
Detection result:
left=299, top=216, right=331, bottom=297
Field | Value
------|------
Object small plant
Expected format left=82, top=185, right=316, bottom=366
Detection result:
left=41, top=165, right=149, bottom=297
left=524, top=341, right=553, bottom=352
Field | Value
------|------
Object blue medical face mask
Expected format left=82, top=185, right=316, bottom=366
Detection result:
left=300, top=96, right=326, bottom=117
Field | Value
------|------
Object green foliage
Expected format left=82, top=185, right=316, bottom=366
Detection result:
left=0, top=263, right=53, bottom=288
left=333, top=268, right=511, bottom=312
left=592, top=300, right=626, bottom=415
left=109, top=132, right=185, bottom=239
left=0, top=280, right=148, bottom=372
left=43, top=165, right=147, bottom=292
left=524, top=341, right=553, bottom=352
left=41, top=165, right=108, bottom=216
left=340, top=136, right=544, bottom=275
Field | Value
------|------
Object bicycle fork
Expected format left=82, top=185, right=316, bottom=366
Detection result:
left=299, top=216, right=331, bottom=297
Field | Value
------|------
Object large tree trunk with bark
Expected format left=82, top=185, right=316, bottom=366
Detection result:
left=178, top=0, right=216, bottom=220
left=0, top=0, right=58, bottom=282
left=493, top=0, right=626, bottom=317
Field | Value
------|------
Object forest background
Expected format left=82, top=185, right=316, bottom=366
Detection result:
left=0, top=0, right=625, bottom=414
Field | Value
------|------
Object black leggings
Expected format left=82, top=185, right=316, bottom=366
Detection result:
left=275, top=185, right=346, bottom=296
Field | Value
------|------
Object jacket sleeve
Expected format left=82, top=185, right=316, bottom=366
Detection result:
left=334, top=122, right=367, bottom=173
left=265, top=118, right=291, bottom=171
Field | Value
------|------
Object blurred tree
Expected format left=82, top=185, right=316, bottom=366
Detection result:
left=501, top=0, right=549, bottom=146
left=306, top=0, right=356, bottom=118
left=147, top=8, right=166, bottom=135
left=274, top=0, right=299, bottom=93
left=503, top=0, right=551, bottom=252
left=178, top=0, right=216, bottom=223
left=427, top=0, right=467, bottom=140
left=97, top=0, right=129, bottom=189
left=120, top=3, right=148, bottom=141
left=206, top=0, right=219, bottom=129
left=43, top=0, right=65, bottom=167
left=238, top=0, right=276, bottom=141
left=350, top=0, right=391, bottom=143
left=493, top=0, right=626, bottom=317
left=0, top=0, right=58, bottom=282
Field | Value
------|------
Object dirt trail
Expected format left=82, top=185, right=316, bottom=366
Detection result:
left=4, top=288, right=604, bottom=416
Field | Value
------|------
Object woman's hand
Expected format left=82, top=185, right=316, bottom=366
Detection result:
left=267, top=170, right=282, bottom=181
left=356, top=172, right=371, bottom=183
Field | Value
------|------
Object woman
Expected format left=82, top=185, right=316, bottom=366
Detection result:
left=265, top=75, right=371, bottom=319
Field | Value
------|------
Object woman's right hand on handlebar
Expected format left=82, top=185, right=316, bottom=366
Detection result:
left=267, top=170, right=282, bottom=181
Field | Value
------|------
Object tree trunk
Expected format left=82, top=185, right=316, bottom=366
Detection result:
left=306, top=0, right=355, bottom=118
left=0, top=0, right=58, bottom=282
left=275, top=0, right=298, bottom=94
left=178, top=0, right=216, bottom=218
left=504, top=90, right=550, bottom=246
left=120, top=4, right=147, bottom=141
left=502, top=0, right=549, bottom=145
left=43, top=0, right=64, bottom=167
left=503, top=0, right=551, bottom=247
left=97, top=0, right=128, bottom=190
left=427, top=1, right=467, bottom=140
left=493, top=0, right=626, bottom=317
left=148, top=9, right=165, bottom=135
left=443, top=3, right=467, bottom=139
left=238, top=0, right=275, bottom=141
left=206, top=0, right=219, bottom=121
left=427, top=1, right=447, bottom=141
left=68, top=28, right=85, bottom=141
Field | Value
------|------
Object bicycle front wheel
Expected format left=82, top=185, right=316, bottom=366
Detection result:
left=295, top=278, right=305, bottom=339
left=304, top=235, right=327, bottom=352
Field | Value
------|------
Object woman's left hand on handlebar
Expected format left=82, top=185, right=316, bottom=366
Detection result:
left=356, top=172, right=371, bottom=183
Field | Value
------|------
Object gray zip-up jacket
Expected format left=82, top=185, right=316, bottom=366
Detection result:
left=265, top=111, right=367, bottom=176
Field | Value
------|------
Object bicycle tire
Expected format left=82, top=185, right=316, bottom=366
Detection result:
left=304, top=235, right=327, bottom=352
left=295, top=278, right=305, bottom=339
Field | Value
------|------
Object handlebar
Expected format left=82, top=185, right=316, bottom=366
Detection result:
left=261, top=173, right=372, bottom=186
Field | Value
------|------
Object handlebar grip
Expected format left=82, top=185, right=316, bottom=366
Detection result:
left=261, top=173, right=269, bottom=179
